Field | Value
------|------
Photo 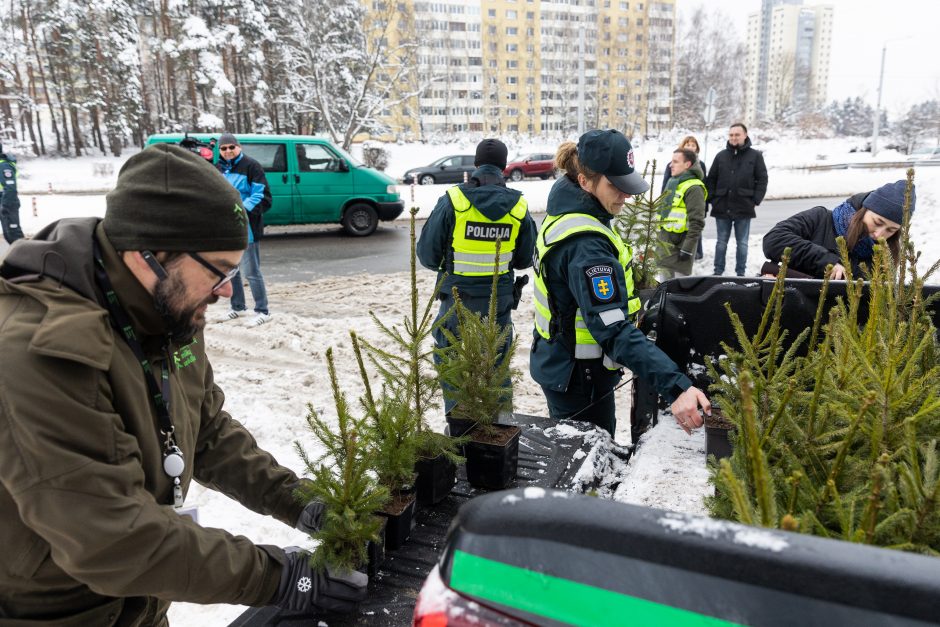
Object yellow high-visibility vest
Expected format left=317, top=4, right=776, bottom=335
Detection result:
left=448, top=187, right=527, bottom=276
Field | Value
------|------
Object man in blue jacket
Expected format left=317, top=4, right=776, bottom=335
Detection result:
left=417, top=139, right=537, bottom=423
left=215, top=133, right=273, bottom=327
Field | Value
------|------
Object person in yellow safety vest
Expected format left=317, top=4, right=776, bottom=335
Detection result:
left=417, top=139, right=537, bottom=427
left=657, top=148, right=707, bottom=279
left=530, top=130, right=710, bottom=437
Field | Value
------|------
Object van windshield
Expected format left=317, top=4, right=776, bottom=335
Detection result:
left=331, top=144, right=363, bottom=167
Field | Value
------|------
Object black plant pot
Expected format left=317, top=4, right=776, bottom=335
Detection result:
left=446, top=415, right=476, bottom=438
left=705, top=408, right=734, bottom=461
left=379, top=492, right=417, bottom=551
left=367, top=517, right=387, bottom=578
left=465, top=424, right=521, bottom=490
left=415, top=453, right=457, bottom=505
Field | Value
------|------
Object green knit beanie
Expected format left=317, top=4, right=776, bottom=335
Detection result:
left=104, top=144, right=249, bottom=252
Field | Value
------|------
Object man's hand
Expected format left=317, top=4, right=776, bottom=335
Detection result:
left=271, top=547, right=367, bottom=615
left=295, top=500, right=325, bottom=534
left=670, top=386, right=710, bottom=435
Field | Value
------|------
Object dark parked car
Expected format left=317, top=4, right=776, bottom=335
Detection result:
left=503, top=152, right=556, bottom=181
left=402, top=154, right=476, bottom=185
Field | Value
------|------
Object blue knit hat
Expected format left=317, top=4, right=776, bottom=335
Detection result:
left=863, top=180, right=915, bottom=225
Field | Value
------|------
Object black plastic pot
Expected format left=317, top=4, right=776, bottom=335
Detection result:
left=446, top=415, right=476, bottom=438
left=367, top=517, right=387, bottom=578
left=379, top=492, right=417, bottom=551
left=465, top=424, right=521, bottom=490
left=705, top=408, right=734, bottom=461
left=415, top=453, right=457, bottom=505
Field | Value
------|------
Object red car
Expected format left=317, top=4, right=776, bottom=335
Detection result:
left=503, top=153, right=556, bottom=182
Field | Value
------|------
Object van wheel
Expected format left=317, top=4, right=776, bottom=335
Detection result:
left=342, top=204, right=378, bottom=236
left=509, top=169, right=524, bottom=182
left=419, top=174, right=435, bottom=185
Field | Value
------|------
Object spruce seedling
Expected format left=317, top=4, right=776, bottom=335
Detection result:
left=294, top=348, right=389, bottom=572
left=616, top=159, right=667, bottom=289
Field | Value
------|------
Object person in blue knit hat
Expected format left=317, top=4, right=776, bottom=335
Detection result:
left=762, top=179, right=915, bottom=279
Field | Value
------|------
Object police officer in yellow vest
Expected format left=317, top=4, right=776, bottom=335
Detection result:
left=531, top=130, right=710, bottom=437
left=417, top=139, right=536, bottom=420
left=0, top=144, right=23, bottom=244
left=657, top=148, right=707, bottom=279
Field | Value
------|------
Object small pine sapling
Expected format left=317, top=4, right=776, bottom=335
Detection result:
left=707, top=172, right=940, bottom=555
left=616, top=159, right=667, bottom=289
left=360, top=207, right=465, bottom=463
left=435, top=241, right=519, bottom=438
left=294, top=348, right=389, bottom=572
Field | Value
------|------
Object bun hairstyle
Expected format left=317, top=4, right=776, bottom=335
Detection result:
left=555, top=141, right=601, bottom=186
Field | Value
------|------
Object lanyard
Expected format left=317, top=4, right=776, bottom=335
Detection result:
left=92, top=242, right=185, bottom=507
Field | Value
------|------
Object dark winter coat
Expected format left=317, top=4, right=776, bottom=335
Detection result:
left=762, top=192, right=869, bottom=278
left=0, top=219, right=302, bottom=625
left=657, top=161, right=707, bottom=275
left=417, top=164, right=536, bottom=301
left=705, top=137, right=768, bottom=219
left=529, top=175, right=691, bottom=401
left=0, top=153, right=19, bottom=213
left=216, top=153, right=272, bottom=243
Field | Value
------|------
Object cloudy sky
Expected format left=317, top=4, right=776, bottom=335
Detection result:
left=678, top=0, right=939, bottom=115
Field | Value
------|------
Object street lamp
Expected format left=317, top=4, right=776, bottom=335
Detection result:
left=871, top=37, right=912, bottom=157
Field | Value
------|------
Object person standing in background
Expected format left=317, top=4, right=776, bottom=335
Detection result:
left=417, top=138, right=536, bottom=425
left=0, top=144, right=23, bottom=244
left=705, top=123, right=768, bottom=276
left=661, top=136, right=705, bottom=260
left=657, top=148, right=707, bottom=279
left=216, top=132, right=274, bottom=327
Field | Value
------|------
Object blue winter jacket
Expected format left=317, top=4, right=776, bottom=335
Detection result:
left=216, top=153, right=271, bottom=243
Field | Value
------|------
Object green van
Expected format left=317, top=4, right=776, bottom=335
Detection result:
left=145, top=133, right=404, bottom=236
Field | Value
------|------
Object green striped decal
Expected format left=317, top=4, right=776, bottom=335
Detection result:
left=449, top=550, right=740, bottom=626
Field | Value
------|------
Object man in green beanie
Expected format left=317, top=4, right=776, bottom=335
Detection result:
left=0, top=144, right=366, bottom=625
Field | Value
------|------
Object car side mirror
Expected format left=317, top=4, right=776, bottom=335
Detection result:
left=337, top=159, right=349, bottom=172
left=440, top=165, right=447, bottom=170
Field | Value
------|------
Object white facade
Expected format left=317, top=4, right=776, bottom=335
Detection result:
left=745, top=1, right=832, bottom=123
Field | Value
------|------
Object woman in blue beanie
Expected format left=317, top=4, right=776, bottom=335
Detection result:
left=762, top=180, right=915, bottom=279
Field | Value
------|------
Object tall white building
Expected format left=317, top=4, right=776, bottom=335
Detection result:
left=745, top=0, right=833, bottom=123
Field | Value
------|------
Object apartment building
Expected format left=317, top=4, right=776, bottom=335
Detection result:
left=373, top=0, right=675, bottom=139
left=745, top=0, right=833, bottom=122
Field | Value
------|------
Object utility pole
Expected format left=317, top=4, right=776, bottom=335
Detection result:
left=871, top=44, right=886, bottom=157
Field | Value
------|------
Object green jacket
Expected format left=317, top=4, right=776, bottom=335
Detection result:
left=0, top=219, right=302, bottom=625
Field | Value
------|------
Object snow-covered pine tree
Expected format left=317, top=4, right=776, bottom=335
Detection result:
left=707, top=173, right=940, bottom=555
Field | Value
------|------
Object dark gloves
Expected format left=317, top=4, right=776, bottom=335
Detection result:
left=512, top=274, right=529, bottom=310
left=271, top=547, right=368, bottom=615
left=678, top=250, right=694, bottom=262
left=295, top=500, right=326, bottom=534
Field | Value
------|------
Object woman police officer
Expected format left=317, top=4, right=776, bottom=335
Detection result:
left=530, top=129, right=710, bottom=437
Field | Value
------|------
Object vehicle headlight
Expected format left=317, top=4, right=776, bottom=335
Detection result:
left=387, top=184, right=397, bottom=195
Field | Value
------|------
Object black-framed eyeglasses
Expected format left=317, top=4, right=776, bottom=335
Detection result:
left=187, top=252, right=239, bottom=292
left=219, top=145, right=237, bottom=151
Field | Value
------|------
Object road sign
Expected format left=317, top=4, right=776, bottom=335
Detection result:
left=703, top=87, right=718, bottom=126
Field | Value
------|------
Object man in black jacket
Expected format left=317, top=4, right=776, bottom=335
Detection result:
left=705, top=123, right=768, bottom=276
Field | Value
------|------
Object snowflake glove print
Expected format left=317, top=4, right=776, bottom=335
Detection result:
left=271, top=547, right=368, bottom=615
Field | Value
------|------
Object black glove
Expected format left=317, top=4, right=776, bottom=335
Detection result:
left=295, top=500, right=325, bottom=534
left=678, top=250, right=694, bottom=262
left=512, top=274, right=529, bottom=310
left=271, top=547, right=368, bottom=615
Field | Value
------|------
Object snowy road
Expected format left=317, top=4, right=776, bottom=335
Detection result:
left=257, top=195, right=845, bottom=282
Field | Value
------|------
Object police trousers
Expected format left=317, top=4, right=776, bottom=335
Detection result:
left=542, top=358, right=622, bottom=436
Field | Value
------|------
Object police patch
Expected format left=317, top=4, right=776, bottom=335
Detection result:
left=465, top=221, right=512, bottom=242
left=585, top=264, right=617, bottom=303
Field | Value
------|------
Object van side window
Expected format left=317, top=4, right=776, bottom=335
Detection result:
left=297, top=144, right=342, bottom=172
left=240, top=143, right=287, bottom=172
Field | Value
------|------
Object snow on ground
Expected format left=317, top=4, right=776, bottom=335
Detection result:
left=3, top=138, right=939, bottom=625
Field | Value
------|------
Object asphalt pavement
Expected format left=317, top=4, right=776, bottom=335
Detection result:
left=258, top=195, right=846, bottom=283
